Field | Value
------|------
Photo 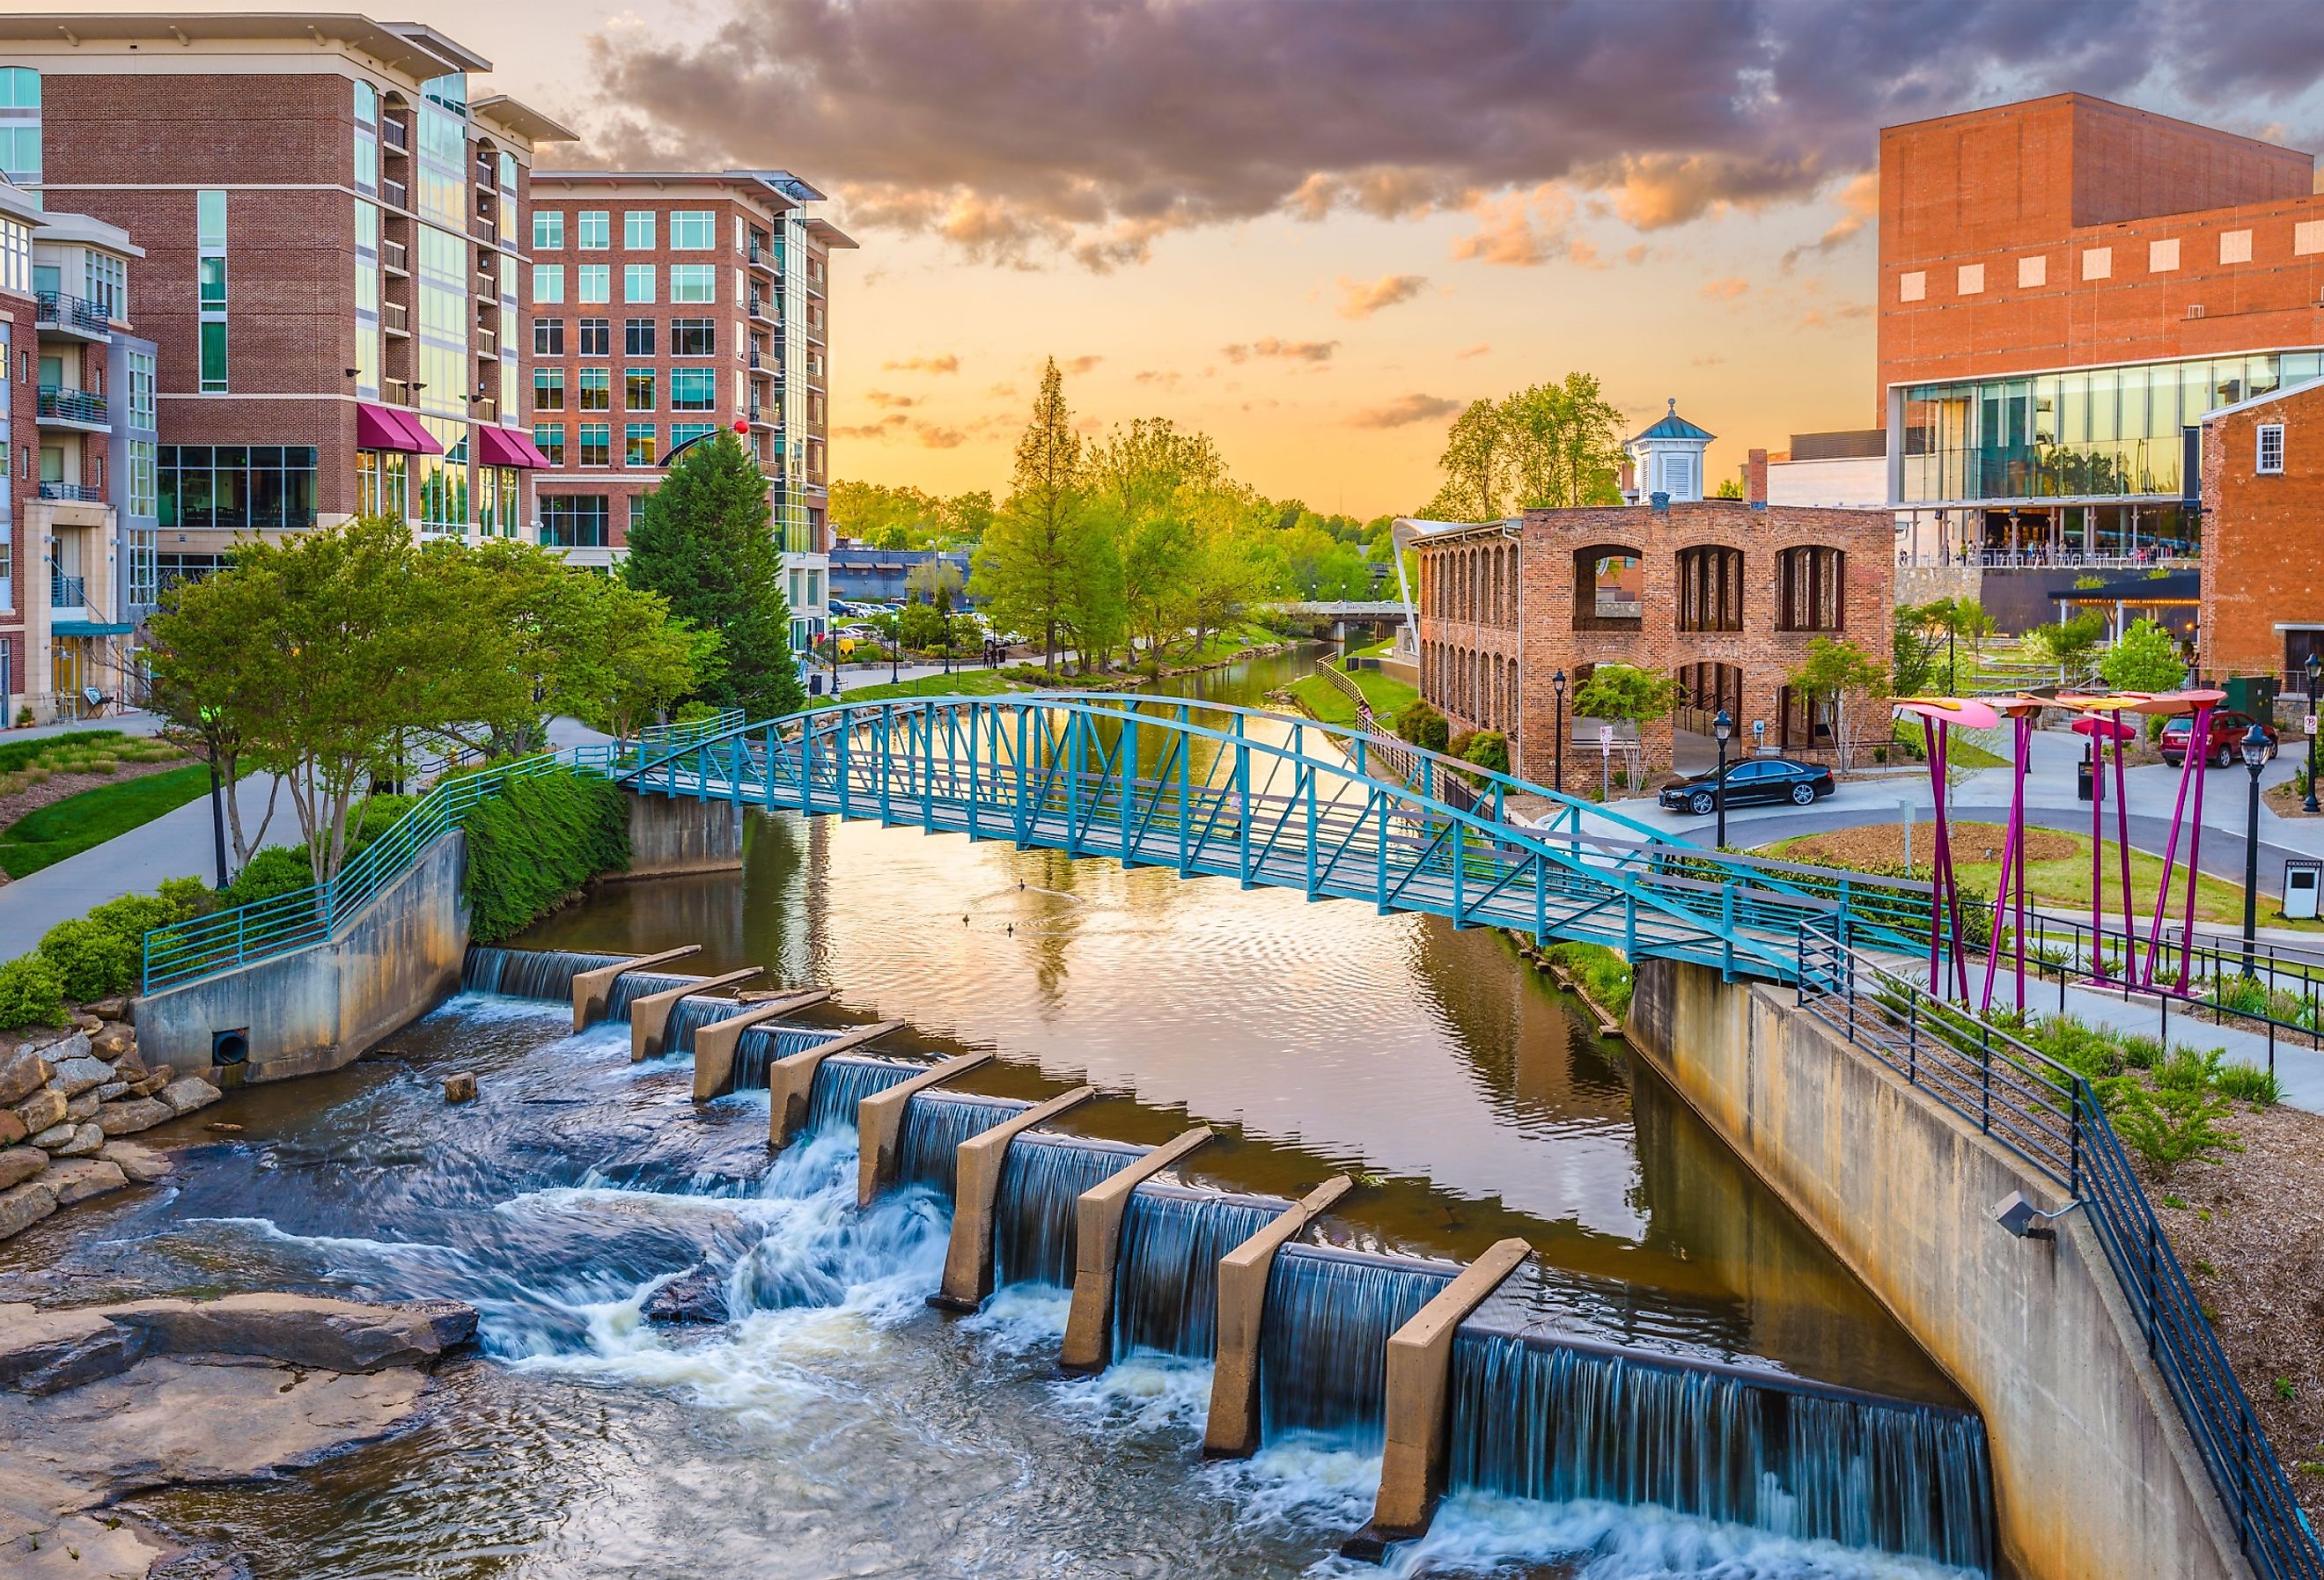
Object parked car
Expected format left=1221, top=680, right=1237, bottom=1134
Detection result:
left=1658, top=757, right=1835, bottom=816
left=2159, top=709, right=2278, bottom=768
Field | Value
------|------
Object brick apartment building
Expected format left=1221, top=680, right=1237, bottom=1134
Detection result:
left=0, top=11, right=573, bottom=579
left=526, top=170, right=854, bottom=652
left=2195, top=378, right=2324, bottom=680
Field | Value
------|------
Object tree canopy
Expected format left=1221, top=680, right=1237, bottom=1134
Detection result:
left=1424, top=374, right=1627, bottom=520
left=2099, top=617, right=2188, bottom=694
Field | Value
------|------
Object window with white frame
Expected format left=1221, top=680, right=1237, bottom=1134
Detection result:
left=670, top=209, right=715, bottom=249
left=624, top=209, right=655, bottom=250
left=670, top=264, right=716, bottom=304
left=533, top=209, right=563, bottom=250
left=532, top=263, right=565, bottom=303
left=2259, top=423, right=2286, bottom=474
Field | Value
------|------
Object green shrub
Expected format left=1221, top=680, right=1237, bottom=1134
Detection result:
left=2118, top=1033, right=2164, bottom=1071
left=219, top=846, right=321, bottom=909
left=1462, top=730, right=1511, bottom=779
left=1544, top=940, right=1633, bottom=1021
left=2153, top=1045, right=2227, bottom=1094
left=2106, top=1076, right=2243, bottom=1178
left=462, top=769, right=630, bottom=943
left=1395, top=699, right=1449, bottom=754
left=2215, top=1063, right=2283, bottom=1106
left=36, top=915, right=142, bottom=1003
left=0, top=953, right=65, bottom=1030
left=2209, top=975, right=2275, bottom=1019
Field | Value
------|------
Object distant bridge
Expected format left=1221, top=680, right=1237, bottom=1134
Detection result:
left=1265, top=600, right=1408, bottom=619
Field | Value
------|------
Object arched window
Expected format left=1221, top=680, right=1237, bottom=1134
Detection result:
left=1776, top=547, right=1845, bottom=632
left=1674, top=662, right=1744, bottom=731
left=1675, top=546, right=1744, bottom=633
left=1571, top=544, right=1644, bottom=631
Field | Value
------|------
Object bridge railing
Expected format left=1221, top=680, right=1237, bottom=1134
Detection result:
left=638, top=709, right=746, bottom=752
left=1797, top=917, right=2324, bottom=1580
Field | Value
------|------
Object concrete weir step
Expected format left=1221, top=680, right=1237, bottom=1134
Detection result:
left=630, top=967, right=763, bottom=1062
left=856, top=1053, right=996, bottom=1207
left=1060, top=1127, right=1217, bottom=1373
left=1342, top=1237, right=1533, bottom=1562
left=767, top=1020, right=909, bottom=1149
left=1202, top=1173, right=1354, bottom=1459
left=932, top=1086, right=1099, bottom=1312
left=691, top=991, right=835, bottom=1101
left=570, top=945, right=702, bottom=1032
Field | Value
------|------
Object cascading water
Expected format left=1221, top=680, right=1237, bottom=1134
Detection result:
left=803, top=1054, right=924, bottom=1132
left=1444, top=1329, right=1996, bottom=1574
left=1111, top=1184, right=1283, bottom=1358
left=658, top=994, right=754, bottom=1056
left=729, top=1025, right=854, bottom=1091
left=993, top=1134, right=1143, bottom=1288
left=603, top=971, right=702, bottom=1021
left=462, top=945, right=627, bottom=1001
left=1259, top=1243, right=1454, bottom=1451
left=895, top=1091, right=1030, bottom=1195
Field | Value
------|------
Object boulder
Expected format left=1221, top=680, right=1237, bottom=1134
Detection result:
left=108, top=1046, right=146, bottom=1082
left=642, top=1265, right=729, bottom=1325
left=97, top=1142, right=171, bottom=1184
left=13, top=1087, right=66, bottom=1136
left=29, top=1121, right=77, bottom=1150
left=0, top=1107, right=24, bottom=1148
left=89, top=1021, right=136, bottom=1062
left=0, top=1044, right=50, bottom=1106
left=72, top=1012, right=102, bottom=1033
left=43, top=1157, right=126, bottom=1203
left=96, top=1098, right=173, bottom=1137
left=85, top=995, right=129, bottom=1021
left=0, top=1145, right=44, bottom=1191
left=0, top=1303, right=151, bottom=1393
left=102, top=1292, right=477, bottom=1373
left=50, top=1054, right=114, bottom=1099
left=0, top=1179, right=57, bottom=1239
left=63, top=1088, right=101, bottom=1123
left=158, top=1077, right=223, bottom=1117
left=443, top=1071, right=477, bottom=1103
left=53, top=1124, right=105, bottom=1159
left=93, top=1079, right=128, bottom=1102
left=129, top=1070, right=171, bottom=1099
left=27, top=1029, right=91, bottom=1065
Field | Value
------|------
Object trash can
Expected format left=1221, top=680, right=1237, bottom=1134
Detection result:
left=2287, top=859, right=2323, bottom=921
left=2075, top=753, right=2094, bottom=802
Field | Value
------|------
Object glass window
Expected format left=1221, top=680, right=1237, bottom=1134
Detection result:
left=2259, top=423, right=2286, bottom=474
left=577, top=423, right=610, bottom=467
left=197, top=190, right=227, bottom=248
left=533, top=423, right=566, bottom=467
left=198, top=256, right=227, bottom=309
left=0, top=218, right=27, bottom=297
left=669, top=368, right=716, bottom=411
left=129, top=438, right=156, bottom=519
left=625, top=423, right=658, bottom=467
left=533, top=210, right=563, bottom=250
left=129, top=350, right=155, bottom=430
left=577, top=318, right=610, bottom=356
left=158, top=445, right=319, bottom=532
left=355, top=131, right=377, bottom=192
left=539, top=494, right=609, bottom=547
left=624, top=318, right=656, bottom=356
left=623, top=264, right=654, bottom=303
left=670, top=210, right=715, bottom=250
left=671, top=318, right=715, bottom=356
left=669, top=264, right=716, bottom=304
left=533, top=367, right=564, bottom=411
left=577, top=210, right=609, bottom=250
left=498, top=151, right=517, bottom=194
left=670, top=422, right=717, bottom=451
left=578, top=265, right=609, bottom=304
left=533, top=318, right=564, bottom=356
left=531, top=264, right=564, bottom=304
left=578, top=367, right=610, bottom=410
left=199, top=320, right=227, bottom=393
left=625, top=368, right=654, bottom=410
left=624, top=210, right=655, bottom=249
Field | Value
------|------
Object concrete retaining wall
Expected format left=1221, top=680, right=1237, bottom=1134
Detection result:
left=1627, top=959, right=2253, bottom=1580
left=622, top=793, right=744, bottom=879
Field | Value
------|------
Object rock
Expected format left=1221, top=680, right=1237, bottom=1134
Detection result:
left=0, top=1179, right=57, bottom=1239
left=12, top=1087, right=66, bottom=1136
left=63, top=1088, right=101, bottom=1123
left=97, top=1142, right=171, bottom=1183
left=0, top=1044, right=51, bottom=1106
left=0, top=1145, right=44, bottom=1190
left=129, top=1069, right=171, bottom=1098
left=89, top=1022, right=136, bottom=1062
left=102, top=1293, right=476, bottom=1373
left=108, top=1045, right=146, bottom=1082
left=642, top=1265, right=729, bottom=1325
left=27, top=1029, right=91, bottom=1065
left=52, top=1125, right=106, bottom=1160
left=0, top=1107, right=24, bottom=1148
left=85, top=996, right=129, bottom=1021
left=96, top=1098, right=173, bottom=1137
left=0, top=1303, right=153, bottom=1394
left=42, top=1157, right=126, bottom=1202
left=71, top=1011, right=102, bottom=1033
left=29, top=1121, right=76, bottom=1151
left=443, top=1071, right=477, bottom=1103
left=93, top=1079, right=128, bottom=1101
left=50, top=1054, right=114, bottom=1099
left=158, top=1077, right=222, bottom=1117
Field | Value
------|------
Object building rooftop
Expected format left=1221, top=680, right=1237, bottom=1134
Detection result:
left=0, top=12, right=494, bottom=77
left=1631, top=399, right=1715, bottom=445
left=531, top=168, right=830, bottom=209
left=471, top=94, right=577, bottom=145
left=2202, top=375, right=2324, bottom=424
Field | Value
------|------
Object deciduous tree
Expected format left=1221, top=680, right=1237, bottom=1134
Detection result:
left=974, top=357, right=1111, bottom=672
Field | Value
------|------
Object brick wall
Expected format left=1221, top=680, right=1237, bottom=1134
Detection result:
left=2199, top=382, right=2324, bottom=678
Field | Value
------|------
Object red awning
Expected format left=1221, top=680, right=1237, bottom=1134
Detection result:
left=474, top=424, right=555, bottom=470
left=354, top=402, right=444, bottom=456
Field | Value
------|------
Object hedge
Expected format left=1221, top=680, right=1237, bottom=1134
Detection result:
left=461, top=769, right=631, bottom=943
left=11, top=876, right=214, bottom=1025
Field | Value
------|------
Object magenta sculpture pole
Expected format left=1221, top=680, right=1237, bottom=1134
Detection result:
left=2111, top=709, right=2135, bottom=983
left=1925, top=717, right=1947, bottom=997
left=2088, top=720, right=2107, bottom=983
left=1982, top=710, right=2032, bottom=1016
left=2179, top=703, right=2214, bottom=993
left=2143, top=703, right=2204, bottom=988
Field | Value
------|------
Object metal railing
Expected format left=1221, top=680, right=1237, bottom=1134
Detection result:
left=36, top=386, right=106, bottom=425
left=382, top=299, right=408, bottom=334
left=140, top=750, right=580, bottom=993
left=381, top=115, right=408, bottom=151
left=476, top=327, right=497, bottom=357
left=747, top=239, right=775, bottom=270
left=382, top=176, right=408, bottom=209
left=35, top=291, right=109, bottom=336
left=49, top=571, right=85, bottom=609
left=748, top=293, right=774, bottom=322
left=1796, top=917, right=2324, bottom=1580
left=36, top=481, right=102, bottom=503
left=637, top=709, right=746, bottom=752
left=381, top=237, right=408, bottom=273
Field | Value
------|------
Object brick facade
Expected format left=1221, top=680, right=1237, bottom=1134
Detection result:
left=1415, top=502, right=1894, bottom=781
left=2198, top=382, right=2324, bottom=680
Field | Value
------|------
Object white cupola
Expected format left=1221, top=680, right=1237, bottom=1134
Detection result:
left=1622, top=399, right=1716, bottom=504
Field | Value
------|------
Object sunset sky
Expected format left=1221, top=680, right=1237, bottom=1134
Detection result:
left=115, top=0, right=2324, bottom=514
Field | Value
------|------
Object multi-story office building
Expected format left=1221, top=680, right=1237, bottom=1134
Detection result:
left=0, top=11, right=572, bottom=578
left=526, top=169, right=854, bottom=652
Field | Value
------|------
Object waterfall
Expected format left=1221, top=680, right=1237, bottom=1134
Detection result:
left=461, top=946, right=627, bottom=1001
left=730, top=1025, right=853, bottom=1091
left=804, top=1055, right=923, bottom=1133
left=1111, top=1185, right=1284, bottom=1358
left=993, top=1134, right=1142, bottom=1289
left=1445, top=1329, right=1995, bottom=1574
left=896, top=1091, right=1030, bottom=1196
left=658, top=995, right=755, bottom=1056
left=604, top=971, right=702, bottom=1021
left=1259, top=1244, right=1454, bottom=1451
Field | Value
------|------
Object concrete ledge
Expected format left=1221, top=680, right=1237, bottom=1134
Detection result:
left=629, top=967, right=762, bottom=1062
left=691, top=991, right=833, bottom=1101
left=1202, top=1174, right=1353, bottom=1458
left=1059, top=1127, right=1215, bottom=1373
left=855, top=1053, right=995, bottom=1207
left=1345, top=1237, right=1531, bottom=1557
left=620, top=791, right=744, bottom=878
left=768, top=1020, right=907, bottom=1148
left=932, top=1087, right=1098, bottom=1312
left=570, top=946, right=699, bottom=1032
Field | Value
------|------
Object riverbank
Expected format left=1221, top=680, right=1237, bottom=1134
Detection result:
left=819, top=632, right=1293, bottom=709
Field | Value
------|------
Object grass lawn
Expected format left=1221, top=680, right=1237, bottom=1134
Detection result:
left=1894, top=716, right=2010, bottom=771
left=1284, top=660, right=1418, bottom=729
left=1767, top=819, right=2320, bottom=932
left=0, top=761, right=215, bottom=878
left=810, top=668, right=1037, bottom=709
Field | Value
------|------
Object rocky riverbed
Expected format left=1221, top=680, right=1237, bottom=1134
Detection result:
left=0, top=1003, right=222, bottom=1244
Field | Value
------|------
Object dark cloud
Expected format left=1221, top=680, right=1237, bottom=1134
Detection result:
left=1352, top=393, right=1463, bottom=430
left=578, top=0, right=2324, bottom=269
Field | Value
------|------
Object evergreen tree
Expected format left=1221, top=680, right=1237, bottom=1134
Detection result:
left=973, top=357, right=1110, bottom=672
left=622, top=430, right=804, bottom=718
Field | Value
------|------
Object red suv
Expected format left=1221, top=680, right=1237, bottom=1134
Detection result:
left=2159, top=709, right=2279, bottom=768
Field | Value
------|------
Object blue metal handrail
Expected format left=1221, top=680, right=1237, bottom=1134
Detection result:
left=636, top=709, right=746, bottom=752
left=34, top=291, right=109, bottom=336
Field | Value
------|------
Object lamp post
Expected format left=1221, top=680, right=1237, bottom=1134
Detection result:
left=2243, top=723, right=2269, bottom=977
left=198, top=705, right=228, bottom=890
left=2306, top=652, right=2320, bottom=815
left=1552, top=669, right=1567, bottom=794
left=1713, top=709, right=1733, bottom=849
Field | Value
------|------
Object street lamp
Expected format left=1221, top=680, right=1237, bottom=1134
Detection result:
left=1713, top=709, right=1734, bottom=849
left=2242, top=722, right=2270, bottom=976
left=1552, top=669, right=1567, bottom=794
left=2306, top=651, right=2320, bottom=815
left=198, top=704, right=228, bottom=889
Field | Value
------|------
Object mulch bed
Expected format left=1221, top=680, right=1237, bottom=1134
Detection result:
left=1773, top=820, right=2078, bottom=870
left=2157, top=1101, right=2324, bottom=1528
left=0, top=753, right=194, bottom=887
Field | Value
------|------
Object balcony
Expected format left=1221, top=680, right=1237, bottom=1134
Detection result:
left=747, top=402, right=773, bottom=428
left=476, top=327, right=498, bottom=357
left=746, top=239, right=776, bottom=275
left=35, top=386, right=107, bottom=430
left=747, top=293, right=774, bottom=323
left=35, top=291, right=110, bottom=341
left=37, top=481, right=103, bottom=503
left=474, top=396, right=498, bottom=423
left=382, top=299, right=409, bottom=336
left=384, top=377, right=410, bottom=406
left=50, top=571, right=85, bottom=611
left=471, top=214, right=498, bottom=246
left=381, top=237, right=408, bottom=275
left=382, top=175, right=408, bottom=210
left=382, top=115, right=408, bottom=152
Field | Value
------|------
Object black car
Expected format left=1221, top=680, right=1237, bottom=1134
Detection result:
left=1658, top=757, right=1835, bottom=816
